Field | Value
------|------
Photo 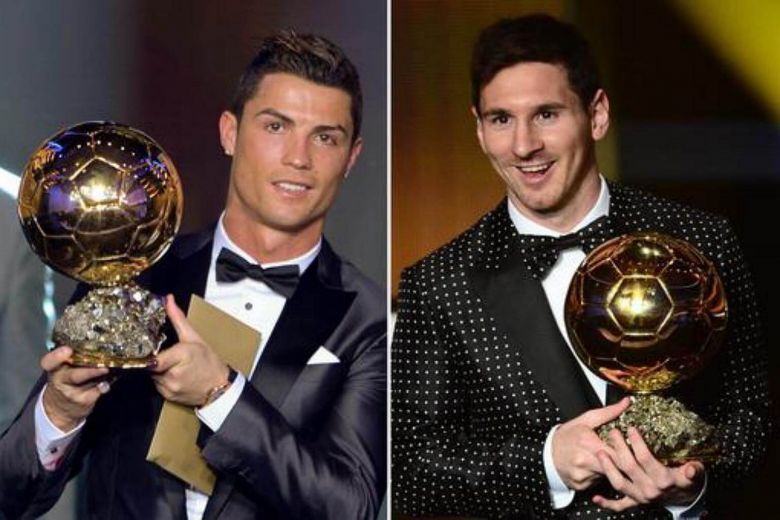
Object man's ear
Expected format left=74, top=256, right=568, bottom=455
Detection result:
left=219, top=111, right=238, bottom=156
left=589, top=89, right=610, bottom=141
left=343, top=137, right=363, bottom=179
left=472, top=106, right=487, bottom=153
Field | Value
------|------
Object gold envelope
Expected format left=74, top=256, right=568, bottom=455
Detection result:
left=146, top=295, right=261, bottom=495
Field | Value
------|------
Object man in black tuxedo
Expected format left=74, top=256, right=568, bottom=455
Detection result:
left=392, top=15, right=768, bottom=519
left=0, top=32, right=386, bottom=519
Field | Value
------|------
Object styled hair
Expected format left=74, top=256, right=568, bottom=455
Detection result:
left=230, top=30, right=363, bottom=141
left=471, top=14, right=601, bottom=114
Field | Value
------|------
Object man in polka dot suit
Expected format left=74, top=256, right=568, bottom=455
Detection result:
left=392, top=14, right=769, bottom=519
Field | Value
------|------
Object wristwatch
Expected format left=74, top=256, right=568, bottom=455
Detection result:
left=200, top=365, right=238, bottom=407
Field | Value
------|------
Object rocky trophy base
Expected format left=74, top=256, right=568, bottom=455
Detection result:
left=598, top=394, right=720, bottom=465
left=52, top=283, right=166, bottom=368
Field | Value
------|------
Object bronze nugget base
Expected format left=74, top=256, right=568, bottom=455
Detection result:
left=599, top=395, right=719, bottom=465
left=53, top=283, right=165, bottom=368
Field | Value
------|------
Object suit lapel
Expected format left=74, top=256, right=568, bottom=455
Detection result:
left=168, top=229, right=213, bottom=311
left=252, top=242, right=357, bottom=409
left=203, top=239, right=356, bottom=520
left=466, top=203, right=600, bottom=420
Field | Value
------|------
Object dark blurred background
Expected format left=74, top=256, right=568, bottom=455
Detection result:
left=0, top=1, right=386, bottom=518
left=392, top=0, right=778, bottom=518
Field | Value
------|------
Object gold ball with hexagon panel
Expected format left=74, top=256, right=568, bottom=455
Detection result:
left=17, top=121, right=182, bottom=285
left=565, top=232, right=727, bottom=394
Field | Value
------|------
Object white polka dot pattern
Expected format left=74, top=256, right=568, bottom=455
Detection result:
left=391, top=182, right=769, bottom=519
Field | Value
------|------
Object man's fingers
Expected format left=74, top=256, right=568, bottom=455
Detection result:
left=41, top=346, right=73, bottom=371
left=580, top=397, right=630, bottom=428
left=164, top=295, right=201, bottom=343
left=150, top=373, right=176, bottom=401
left=151, top=341, right=196, bottom=374
left=687, top=461, right=704, bottom=480
left=608, top=430, right=655, bottom=492
left=673, top=461, right=705, bottom=488
left=626, top=427, right=666, bottom=479
left=593, top=493, right=639, bottom=513
left=151, top=345, right=184, bottom=374
left=42, top=347, right=111, bottom=385
left=597, top=450, right=638, bottom=499
left=67, top=367, right=111, bottom=385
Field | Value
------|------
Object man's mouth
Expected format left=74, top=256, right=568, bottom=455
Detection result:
left=273, top=181, right=311, bottom=193
left=516, top=161, right=554, bottom=175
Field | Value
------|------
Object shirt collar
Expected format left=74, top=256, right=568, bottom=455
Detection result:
left=212, top=212, right=321, bottom=274
left=507, top=175, right=610, bottom=238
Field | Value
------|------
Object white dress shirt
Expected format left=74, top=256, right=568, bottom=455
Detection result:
left=34, top=213, right=321, bottom=520
left=507, top=177, right=703, bottom=518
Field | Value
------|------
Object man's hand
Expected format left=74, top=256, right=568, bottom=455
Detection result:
left=41, top=346, right=112, bottom=432
left=150, top=295, right=229, bottom=407
left=593, top=427, right=705, bottom=512
left=552, top=397, right=630, bottom=490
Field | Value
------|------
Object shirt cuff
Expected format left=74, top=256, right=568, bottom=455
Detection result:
left=665, top=470, right=708, bottom=519
left=543, top=424, right=575, bottom=509
left=195, top=372, right=246, bottom=431
left=34, top=385, right=84, bottom=471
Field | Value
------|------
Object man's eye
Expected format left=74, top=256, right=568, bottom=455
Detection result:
left=536, top=111, right=558, bottom=124
left=489, top=114, right=510, bottom=126
left=265, top=121, right=284, bottom=133
left=316, top=134, right=338, bottom=145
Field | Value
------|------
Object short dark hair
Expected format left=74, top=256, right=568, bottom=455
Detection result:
left=471, top=14, right=601, bottom=114
left=230, top=31, right=363, bottom=141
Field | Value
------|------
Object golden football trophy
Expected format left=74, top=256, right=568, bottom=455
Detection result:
left=565, top=232, right=727, bottom=464
left=17, top=121, right=183, bottom=368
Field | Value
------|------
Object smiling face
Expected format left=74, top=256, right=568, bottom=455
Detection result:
left=475, top=61, right=609, bottom=231
left=220, top=72, right=361, bottom=247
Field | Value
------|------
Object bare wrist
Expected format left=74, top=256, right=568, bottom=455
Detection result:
left=42, top=388, right=80, bottom=432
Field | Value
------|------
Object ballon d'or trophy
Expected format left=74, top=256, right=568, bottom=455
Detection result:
left=565, top=232, right=727, bottom=464
left=17, top=121, right=183, bottom=368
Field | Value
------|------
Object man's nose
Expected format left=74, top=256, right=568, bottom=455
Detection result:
left=512, top=123, right=543, bottom=158
left=282, top=134, right=313, bottom=170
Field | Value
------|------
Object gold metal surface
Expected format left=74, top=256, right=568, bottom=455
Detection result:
left=69, top=351, right=155, bottom=369
left=565, top=232, right=728, bottom=393
left=18, top=121, right=182, bottom=285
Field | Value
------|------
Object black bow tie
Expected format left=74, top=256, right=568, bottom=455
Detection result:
left=519, top=215, right=613, bottom=280
left=215, top=248, right=301, bottom=298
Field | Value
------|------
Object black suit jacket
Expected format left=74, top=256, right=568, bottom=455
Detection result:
left=0, top=230, right=387, bottom=520
left=392, top=183, right=769, bottom=519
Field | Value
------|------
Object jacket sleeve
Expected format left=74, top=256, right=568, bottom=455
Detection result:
left=0, top=376, right=85, bottom=519
left=197, top=323, right=386, bottom=520
left=391, top=266, right=558, bottom=519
